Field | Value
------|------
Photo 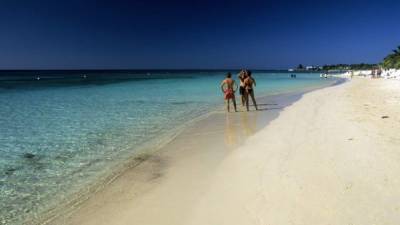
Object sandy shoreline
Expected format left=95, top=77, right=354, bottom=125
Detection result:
left=44, top=89, right=306, bottom=225
left=50, top=78, right=400, bottom=225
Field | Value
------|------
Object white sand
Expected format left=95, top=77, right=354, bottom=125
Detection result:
left=52, top=78, right=400, bottom=225
left=187, top=78, right=400, bottom=225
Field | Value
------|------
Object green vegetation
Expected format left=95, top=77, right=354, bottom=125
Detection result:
left=322, top=63, right=377, bottom=71
left=294, top=45, right=400, bottom=71
left=294, top=63, right=377, bottom=71
left=382, top=46, right=400, bottom=69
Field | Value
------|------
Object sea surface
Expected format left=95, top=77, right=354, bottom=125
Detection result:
left=0, top=70, right=339, bottom=224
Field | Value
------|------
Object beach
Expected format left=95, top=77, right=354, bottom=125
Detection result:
left=1, top=1, right=399, bottom=224
left=47, top=77, right=400, bottom=225
left=0, top=71, right=337, bottom=225
left=43, top=90, right=307, bottom=225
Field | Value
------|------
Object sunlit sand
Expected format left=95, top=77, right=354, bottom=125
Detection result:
left=49, top=78, right=400, bottom=225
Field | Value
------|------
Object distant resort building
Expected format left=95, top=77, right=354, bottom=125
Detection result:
left=289, top=45, right=400, bottom=79
left=289, top=65, right=322, bottom=72
left=305, top=66, right=316, bottom=70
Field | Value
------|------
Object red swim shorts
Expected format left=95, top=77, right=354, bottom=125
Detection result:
left=224, top=89, right=234, bottom=100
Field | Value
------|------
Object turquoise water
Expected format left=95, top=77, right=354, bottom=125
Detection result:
left=0, top=71, right=338, bottom=224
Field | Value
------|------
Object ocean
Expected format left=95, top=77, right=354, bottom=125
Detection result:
left=0, top=70, right=339, bottom=224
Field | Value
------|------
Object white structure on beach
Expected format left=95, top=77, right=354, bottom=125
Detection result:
left=328, top=70, right=374, bottom=79
left=352, top=70, right=372, bottom=76
left=381, top=69, right=400, bottom=80
left=331, top=69, right=400, bottom=80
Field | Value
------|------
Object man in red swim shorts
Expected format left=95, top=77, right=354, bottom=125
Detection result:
left=220, top=72, right=238, bottom=112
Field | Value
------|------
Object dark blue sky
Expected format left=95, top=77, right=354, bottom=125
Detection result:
left=0, top=0, right=399, bottom=69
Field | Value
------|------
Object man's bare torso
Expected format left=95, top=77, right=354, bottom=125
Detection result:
left=223, top=78, right=235, bottom=90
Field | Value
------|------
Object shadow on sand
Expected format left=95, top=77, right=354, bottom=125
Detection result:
left=233, top=107, right=283, bottom=112
left=255, top=107, right=283, bottom=111
left=254, top=103, right=278, bottom=106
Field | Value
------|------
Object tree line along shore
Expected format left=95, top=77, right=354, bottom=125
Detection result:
left=294, top=45, right=400, bottom=72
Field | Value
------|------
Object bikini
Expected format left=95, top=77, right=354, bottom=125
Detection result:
left=245, top=79, right=254, bottom=94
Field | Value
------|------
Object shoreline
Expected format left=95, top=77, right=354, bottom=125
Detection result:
left=40, top=79, right=345, bottom=225
left=0, top=76, right=340, bottom=224
left=51, top=77, right=400, bottom=225
left=184, top=77, right=400, bottom=224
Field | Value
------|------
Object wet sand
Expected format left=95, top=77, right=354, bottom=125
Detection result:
left=46, top=91, right=306, bottom=225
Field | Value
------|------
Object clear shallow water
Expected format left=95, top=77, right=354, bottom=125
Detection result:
left=0, top=70, right=338, bottom=224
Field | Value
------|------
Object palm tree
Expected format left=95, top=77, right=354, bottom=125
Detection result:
left=382, top=45, right=400, bottom=69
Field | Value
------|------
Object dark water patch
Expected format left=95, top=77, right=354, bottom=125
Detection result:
left=0, top=70, right=200, bottom=90
left=117, top=100, right=203, bottom=106
left=21, top=153, right=46, bottom=171
left=22, top=153, right=36, bottom=159
left=170, top=100, right=199, bottom=105
left=4, top=167, right=17, bottom=176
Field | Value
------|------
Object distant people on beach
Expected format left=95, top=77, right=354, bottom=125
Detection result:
left=221, top=69, right=258, bottom=112
left=244, top=70, right=258, bottom=111
left=220, top=72, right=237, bottom=112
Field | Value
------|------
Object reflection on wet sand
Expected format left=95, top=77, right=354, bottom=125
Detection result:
left=224, top=111, right=259, bottom=148
left=240, top=111, right=258, bottom=137
left=224, top=114, right=238, bottom=148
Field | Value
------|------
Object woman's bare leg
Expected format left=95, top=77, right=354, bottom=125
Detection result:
left=245, top=93, right=250, bottom=111
left=250, top=91, right=258, bottom=110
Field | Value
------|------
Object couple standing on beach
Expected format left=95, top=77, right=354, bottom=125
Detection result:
left=220, top=69, right=258, bottom=112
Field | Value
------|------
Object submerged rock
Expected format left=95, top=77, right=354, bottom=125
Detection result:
left=5, top=168, right=17, bottom=175
left=23, top=153, right=36, bottom=159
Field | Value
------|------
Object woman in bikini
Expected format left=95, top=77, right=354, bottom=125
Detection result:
left=244, top=70, right=258, bottom=111
left=238, top=69, right=247, bottom=106
left=220, top=72, right=238, bottom=112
